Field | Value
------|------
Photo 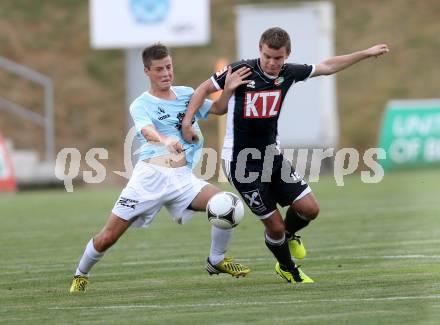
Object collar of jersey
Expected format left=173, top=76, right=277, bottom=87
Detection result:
left=145, top=87, right=178, bottom=102
left=256, top=59, right=284, bottom=81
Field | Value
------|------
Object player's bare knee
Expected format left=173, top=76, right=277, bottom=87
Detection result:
left=266, top=223, right=286, bottom=239
left=305, top=203, right=320, bottom=220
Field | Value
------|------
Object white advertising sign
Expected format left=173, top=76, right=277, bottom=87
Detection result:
left=90, top=0, right=210, bottom=48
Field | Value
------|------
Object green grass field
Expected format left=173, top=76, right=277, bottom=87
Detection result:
left=1, top=169, right=440, bottom=324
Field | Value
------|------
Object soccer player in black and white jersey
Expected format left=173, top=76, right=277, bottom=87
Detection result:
left=182, top=27, right=389, bottom=283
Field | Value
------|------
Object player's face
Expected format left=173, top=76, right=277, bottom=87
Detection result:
left=145, top=55, right=174, bottom=90
left=259, top=44, right=289, bottom=76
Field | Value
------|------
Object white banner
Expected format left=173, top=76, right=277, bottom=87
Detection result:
left=90, top=0, right=210, bottom=49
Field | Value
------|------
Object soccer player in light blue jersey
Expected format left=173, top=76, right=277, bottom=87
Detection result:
left=70, top=43, right=252, bottom=292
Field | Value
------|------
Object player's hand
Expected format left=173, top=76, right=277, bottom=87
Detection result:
left=163, top=136, right=184, bottom=154
left=224, top=66, right=252, bottom=92
left=181, top=123, right=199, bottom=144
left=366, top=44, right=390, bottom=58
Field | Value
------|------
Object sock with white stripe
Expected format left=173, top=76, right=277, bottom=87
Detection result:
left=265, top=233, right=296, bottom=270
left=209, top=226, right=233, bottom=265
left=74, top=239, right=105, bottom=276
left=284, top=207, right=310, bottom=237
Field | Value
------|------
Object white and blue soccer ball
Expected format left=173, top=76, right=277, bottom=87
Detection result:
left=207, top=192, right=245, bottom=229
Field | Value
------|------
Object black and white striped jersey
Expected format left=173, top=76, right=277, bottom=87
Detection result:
left=211, top=58, right=314, bottom=162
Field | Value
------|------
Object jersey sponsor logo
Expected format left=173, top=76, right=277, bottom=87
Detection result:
left=215, top=65, right=228, bottom=77
left=158, top=114, right=170, bottom=120
left=156, top=106, right=170, bottom=120
left=243, top=90, right=282, bottom=118
left=175, top=112, right=195, bottom=130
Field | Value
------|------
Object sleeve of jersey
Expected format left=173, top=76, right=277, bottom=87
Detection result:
left=211, top=72, right=226, bottom=91
left=196, top=99, right=213, bottom=120
left=129, top=103, right=153, bottom=133
left=211, top=61, right=247, bottom=91
left=291, top=64, right=315, bottom=82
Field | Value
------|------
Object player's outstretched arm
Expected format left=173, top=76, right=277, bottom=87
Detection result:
left=312, top=44, right=389, bottom=77
left=181, top=79, right=214, bottom=143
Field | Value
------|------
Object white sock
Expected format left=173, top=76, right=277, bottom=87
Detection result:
left=74, top=239, right=105, bottom=276
left=209, top=226, right=233, bottom=265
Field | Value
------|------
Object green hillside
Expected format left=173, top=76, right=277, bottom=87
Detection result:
left=1, top=0, right=439, bottom=182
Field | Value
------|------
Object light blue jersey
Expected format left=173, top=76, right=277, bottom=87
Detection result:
left=130, top=86, right=212, bottom=168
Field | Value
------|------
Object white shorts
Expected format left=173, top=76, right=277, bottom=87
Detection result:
left=112, top=161, right=209, bottom=228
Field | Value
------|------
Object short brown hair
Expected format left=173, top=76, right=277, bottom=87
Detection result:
left=259, top=27, right=291, bottom=55
left=142, top=43, right=170, bottom=68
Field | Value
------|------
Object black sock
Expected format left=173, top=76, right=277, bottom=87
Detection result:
left=284, top=207, right=310, bottom=236
left=264, top=233, right=296, bottom=270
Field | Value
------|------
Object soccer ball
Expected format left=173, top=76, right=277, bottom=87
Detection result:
left=206, top=192, right=245, bottom=229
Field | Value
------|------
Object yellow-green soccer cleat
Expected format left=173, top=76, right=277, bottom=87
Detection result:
left=288, top=235, right=307, bottom=259
left=69, top=275, right=89, bottom=293
left=206, top=256, right=251, bottom=278
left=275, top=262, right=314, bottom=284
